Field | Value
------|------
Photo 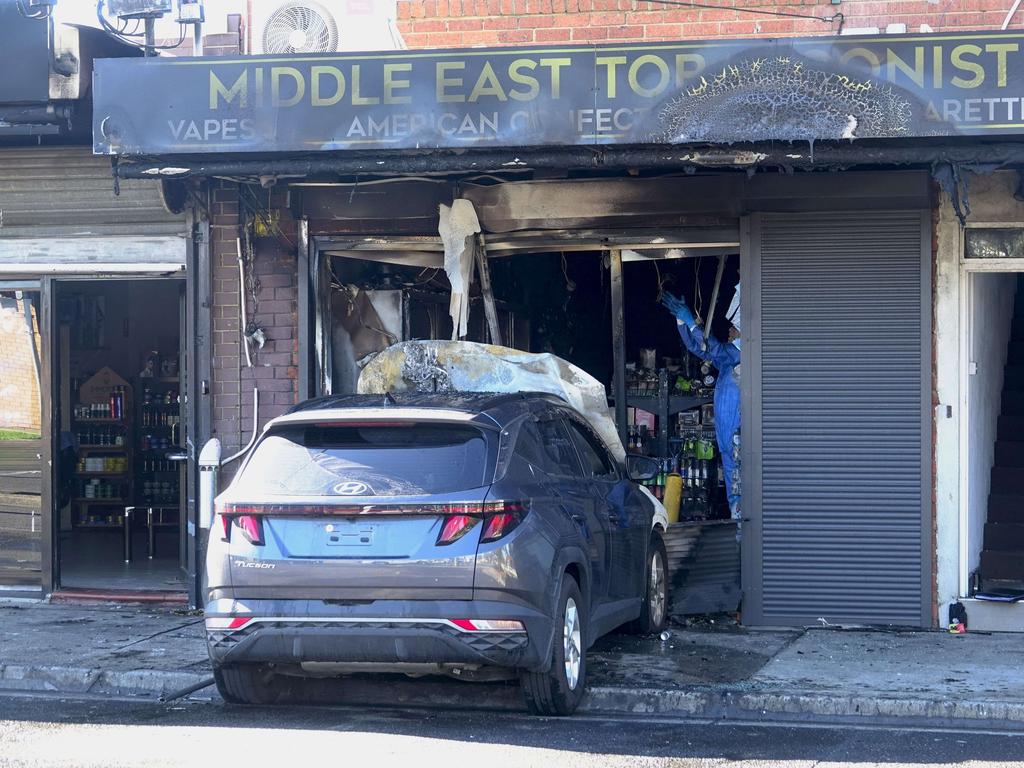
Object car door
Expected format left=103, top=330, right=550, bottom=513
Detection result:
left=533, top=416, right=610, bottom=607
left=564, top=417, right=646, bottom=604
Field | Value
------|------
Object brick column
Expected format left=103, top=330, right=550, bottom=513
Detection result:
left=208, top=183, right=300, bottom=470
left=210, top=182, right=243, bottom=458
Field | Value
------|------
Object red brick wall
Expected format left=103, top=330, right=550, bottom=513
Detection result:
left=208, top=183, right=300, bottom=461
left=396, top=0, right=1016, bottom=48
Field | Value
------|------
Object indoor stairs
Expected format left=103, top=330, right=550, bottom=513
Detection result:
left=983, top=278, right=1024, bottom=595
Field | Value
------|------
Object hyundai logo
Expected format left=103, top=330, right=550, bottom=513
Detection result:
left=334, top=481, right=371, bottom=496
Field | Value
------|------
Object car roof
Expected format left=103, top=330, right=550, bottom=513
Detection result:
left=282, top=391, right=572, bottom=428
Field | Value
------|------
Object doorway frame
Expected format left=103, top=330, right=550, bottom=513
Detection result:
left=48, top=274, right=189, bottom=596
left=958, top=222, right=1024, bottom=599
left=0, top=280, right=50, bottom=598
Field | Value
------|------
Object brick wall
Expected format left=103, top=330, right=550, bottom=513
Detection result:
left=210, top=182, right=243, bottom=457
left=396, top=0, right=1017, bottom=47
left=0, top=299, right=41, bottom=436
left=208, top=183, right=299, bottom=461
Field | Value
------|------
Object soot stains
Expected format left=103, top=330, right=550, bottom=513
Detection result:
left=649, top=55, right=924, bottom=143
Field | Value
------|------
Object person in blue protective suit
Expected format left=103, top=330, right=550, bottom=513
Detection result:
left=661, top=288, right=742, bottom=523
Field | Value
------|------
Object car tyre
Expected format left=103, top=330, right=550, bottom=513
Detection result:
left=213, top=662, right=286, bottom=705
left=628, top=532, right=669, bottom=635
left=520, top=573, right=586, bottom=716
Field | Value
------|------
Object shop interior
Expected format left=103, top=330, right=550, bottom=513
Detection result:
left=54, top=279, right=185, bottom=594
left=965, top=265, right=1024, bottom=603
left=326, top=246, right=740, bottom=526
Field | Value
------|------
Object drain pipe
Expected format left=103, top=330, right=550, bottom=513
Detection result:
left=223, top=386, right=260, bottom=466
left=237, top=238, right=253, bottom=368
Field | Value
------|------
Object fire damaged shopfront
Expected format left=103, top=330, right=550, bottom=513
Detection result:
left=91, top=29, right=1024, bottom=630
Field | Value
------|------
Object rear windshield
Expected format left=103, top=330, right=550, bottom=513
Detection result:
left=239, top=423, right=491, bottom=496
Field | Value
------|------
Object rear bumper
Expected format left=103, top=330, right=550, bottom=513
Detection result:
left=205, top=599, right=553, bottom=672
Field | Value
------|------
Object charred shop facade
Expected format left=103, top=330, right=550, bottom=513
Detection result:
left=92, top=30, right=1024, bottom=627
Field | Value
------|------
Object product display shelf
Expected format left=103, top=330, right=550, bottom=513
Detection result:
left=621, top=369, right=712, bottom=458
left=136, top=377, right=182, bottom=508
left=72, top=373, right=133, bottom=531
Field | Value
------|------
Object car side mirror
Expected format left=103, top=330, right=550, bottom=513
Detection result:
left=626, top=454, right=659, bottom=482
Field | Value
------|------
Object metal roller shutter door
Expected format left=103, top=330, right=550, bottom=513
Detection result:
left=0, top=146, right=183, bottom=238
left=747, top=211, right=931, bottom=627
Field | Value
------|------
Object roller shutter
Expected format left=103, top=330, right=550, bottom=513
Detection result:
left=0, top=146, right=185, bottom=272
left=0, top=146, right=183, bottom=237
left=744, top=212, right=931, bottom=627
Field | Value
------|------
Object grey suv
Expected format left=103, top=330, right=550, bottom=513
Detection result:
left=205, top=392, right=668, bottom=715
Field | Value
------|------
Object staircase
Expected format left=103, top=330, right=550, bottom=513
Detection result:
left=982, top=279, right=1024, bottom=596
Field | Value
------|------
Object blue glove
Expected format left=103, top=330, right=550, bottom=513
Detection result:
left=661, top=292, right=696, bottom=328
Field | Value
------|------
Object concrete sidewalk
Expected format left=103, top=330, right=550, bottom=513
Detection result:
left=2, top=599, right=1023, bottom=729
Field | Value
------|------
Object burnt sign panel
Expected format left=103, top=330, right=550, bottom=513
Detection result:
left=0, top=2, right=52, bottom=104
left=94, top=32, right=1024, bottom=154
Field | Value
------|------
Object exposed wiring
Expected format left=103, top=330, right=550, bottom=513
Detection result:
left=337, top=284, right=399, bottom=344
left=643, top=0, right=844, bottom=25
left=238, top=184, right=295, bottom=251
left=95, top=0, right=188, bottom=51
left=411, top=267, right=442, bottom=286
left=16, top=0, right=52, bottom=20
left=241, top=217, right=261, bottom=328
left=560, top=253, right=577, bottom=293
left=692, top=257, right=704, bottom=322
left=1003, top=0, right=1023, bottom=29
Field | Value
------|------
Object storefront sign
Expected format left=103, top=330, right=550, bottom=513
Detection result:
left=93, top=31, right=1024, bottom=154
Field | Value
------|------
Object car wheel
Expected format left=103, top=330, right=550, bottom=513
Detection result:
left=629, top=532, right=669, bottom=635
left=213, top=662, right=286, bottom=705
left=520, top=573, right=587, bottom=716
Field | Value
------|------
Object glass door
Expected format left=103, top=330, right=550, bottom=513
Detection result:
left=0, top=286, right=44, bottom=591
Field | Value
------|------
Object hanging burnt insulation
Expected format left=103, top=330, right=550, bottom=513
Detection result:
left=932, top=161, right=1004, bottom=225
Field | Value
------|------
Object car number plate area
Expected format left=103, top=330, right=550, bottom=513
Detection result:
left=325, top=522, right=375, bottom=547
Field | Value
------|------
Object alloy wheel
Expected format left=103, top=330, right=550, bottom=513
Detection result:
left=563, top=596, right=582, bottom=690
left=649, top=551, right=666, bottom=628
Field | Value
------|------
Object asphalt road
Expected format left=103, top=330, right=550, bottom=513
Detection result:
left=0, top=691, right=1022, bottom=768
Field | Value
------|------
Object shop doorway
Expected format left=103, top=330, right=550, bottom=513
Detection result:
left=961, top=261, right=1024, bottom=627
left=0, top=285, right=46, bottom=595
left=53, top=278, right=187, bottom=596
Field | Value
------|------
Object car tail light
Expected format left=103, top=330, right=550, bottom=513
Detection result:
left=217, top=503, right=265, bottom=545
left=437, top=514, right=478, bottom=545
left=205, top=617, right=253, bottom=630
left=449, top=619, right=525, bottom=633
left=481, top=501, right=527, bottom=543
left=436, top=501, right=527, bottom=546
left=235, top=515, right=264, bottom=545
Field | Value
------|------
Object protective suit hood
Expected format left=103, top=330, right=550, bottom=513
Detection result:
left=724, top=284, right=741, bottom=329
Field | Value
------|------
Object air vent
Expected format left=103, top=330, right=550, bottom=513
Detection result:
left=261, top=2, right=339, bottom=54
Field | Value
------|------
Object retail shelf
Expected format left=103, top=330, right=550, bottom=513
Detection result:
left=618, top=368, right=715, bottom=457
left=78, top=445, right=128, bottom=452
left=626, top=394, right=710, bottom=415
left=73, top=419, right=126, bottom=425
left=77, top=471, right=128, bottom=477
left=73, top=498, right=126, bottom=505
